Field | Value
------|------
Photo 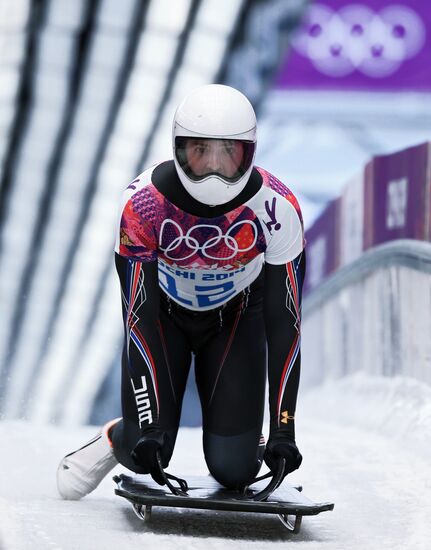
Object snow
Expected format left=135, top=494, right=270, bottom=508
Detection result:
left=1, top=374, right=430, bottom=550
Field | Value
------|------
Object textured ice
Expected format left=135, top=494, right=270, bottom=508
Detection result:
left=0, top=374, right=430, bottom=549
left=299, top=373, right=431, bottom=458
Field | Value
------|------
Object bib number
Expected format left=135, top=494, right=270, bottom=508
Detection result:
left=159, top=270, right=236, bottom=308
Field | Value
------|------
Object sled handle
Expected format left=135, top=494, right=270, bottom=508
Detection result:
left=248, top=458, right=286, bottom=502
left=155, top=451, right=189, bottom=496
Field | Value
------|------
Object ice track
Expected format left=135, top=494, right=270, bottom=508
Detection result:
left=1, top=374, right=430, bottom=550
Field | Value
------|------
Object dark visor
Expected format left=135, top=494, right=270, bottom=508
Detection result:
left=175, top=137, right=255, bottom=184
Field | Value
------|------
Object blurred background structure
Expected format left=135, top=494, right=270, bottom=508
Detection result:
left=0, top=0, right=430, bottom=427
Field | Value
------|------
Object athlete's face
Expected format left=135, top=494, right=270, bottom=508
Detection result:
left=184, top=139, right=244, bottom=179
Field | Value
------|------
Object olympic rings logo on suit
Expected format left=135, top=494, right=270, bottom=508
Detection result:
left=292, top=4, right=426, bottom=78
left=159, top=219, right=259, bottom=261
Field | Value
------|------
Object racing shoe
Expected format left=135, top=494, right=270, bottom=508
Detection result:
left=57, top=417, right=121, bottom=500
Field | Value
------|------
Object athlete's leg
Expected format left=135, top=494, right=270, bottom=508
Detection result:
left=194, top=273, right=267, bottom=489
left=110, top=295, right=192, bottom=473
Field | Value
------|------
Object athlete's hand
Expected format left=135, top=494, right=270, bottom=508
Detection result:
left=264, top=434, right=302, bottom=477
left=131, top=430, right=170, bottom=485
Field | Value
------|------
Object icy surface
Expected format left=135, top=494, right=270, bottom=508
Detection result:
left=1, top=374, right=430, bottom=550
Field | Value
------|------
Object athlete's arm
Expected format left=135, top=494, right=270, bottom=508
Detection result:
left=115, top=253, right=163, bottom=431
left=264, top=249, right=306, bottom=474
left=116, top=252, right=178, bottom=483
left=114, top=181, right=166, bottom=430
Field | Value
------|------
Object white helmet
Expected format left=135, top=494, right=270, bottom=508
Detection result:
left=172, top=84, right=257, bottom=206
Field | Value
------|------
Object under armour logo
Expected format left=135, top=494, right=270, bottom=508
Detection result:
left=264, top=197, right=281, bottom=233
left=281, top=411, right=295, bottom=424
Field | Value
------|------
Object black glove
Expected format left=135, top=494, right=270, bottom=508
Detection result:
left=131, top=430, right=170, bottom=485
left=264, top=433, right=302, bottom=477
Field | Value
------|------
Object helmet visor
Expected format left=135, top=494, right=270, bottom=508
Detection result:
left=175, top=137, right=255, bottom=184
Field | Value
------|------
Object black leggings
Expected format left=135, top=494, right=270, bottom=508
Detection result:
left=111, top=270, right=266, bottom=489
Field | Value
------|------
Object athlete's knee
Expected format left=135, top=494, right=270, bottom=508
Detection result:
left=203, top=429, right=263, bottom=489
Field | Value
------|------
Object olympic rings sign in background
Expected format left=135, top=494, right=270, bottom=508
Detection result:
left=291, top=3, right=426, bottom=78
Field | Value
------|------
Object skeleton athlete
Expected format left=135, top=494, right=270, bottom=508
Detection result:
left=57, top=84, right=306, bottom=498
